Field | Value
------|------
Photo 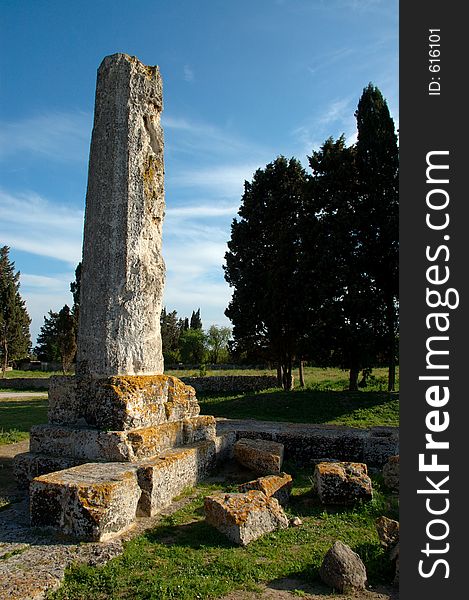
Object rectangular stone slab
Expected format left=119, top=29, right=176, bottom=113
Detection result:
left=29, top=416, right=216, bottom=463
left=238, top=473, right=293, bottom=505
left=234, top=438, right=284, bottom=474
left=314, top=461, right=373, bottom=505
left=30, top=462, right=141, bottom=541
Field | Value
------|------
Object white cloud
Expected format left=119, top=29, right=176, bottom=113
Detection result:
left=169, top=163, right=259, bottom=198
left=0, top=189, right=83, bottom=266
left=0, top=110, right=91, bottom=162
left=183, top=64, right=195, bottom=82
left=166, top=203, right=238, bottom=219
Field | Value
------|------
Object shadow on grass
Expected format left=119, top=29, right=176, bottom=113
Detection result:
left=144, top=518, right=235, bottom=550
left=0, top=398, right=49, bottom=436
left=198, top=388, right=399, bottom=427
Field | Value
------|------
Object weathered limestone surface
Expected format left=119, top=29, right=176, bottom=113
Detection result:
left=30, top=463, right=141, bottom=541
left=13, top=453, right=84, bottom=488
left=234, top=438, right=284, bottom=474
left=204, top=490, right=289, bottom=546
left=137, top=440, right=217, bottom=516
left=238, top=472, right=293, bottom=506
left=320, top=540, right=367, bottom=592
left=314, top=461, right=373, bottom=505
left=48, top=374, right=199, bottom=430
left=77, top=53, right=165, bottom=379
left=29, top=416, right=215, bottom=462
left=376, top=516, right=400, bottom=585
left=382, top=454, right=399, bottom=492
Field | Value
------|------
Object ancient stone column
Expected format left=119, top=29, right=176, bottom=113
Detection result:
left=77, top=53, right=165, bottom=378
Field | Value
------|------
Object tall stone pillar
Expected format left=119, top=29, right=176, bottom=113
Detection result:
left=77, top=53, right=165, bottom=378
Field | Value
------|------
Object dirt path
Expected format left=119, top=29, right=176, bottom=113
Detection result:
left=220, top=578, right=398, bottom=599
left=0, top=391, right=47, bottom=399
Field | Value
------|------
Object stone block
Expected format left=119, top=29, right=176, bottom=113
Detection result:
left=320, top=540, right=367, bottom=592
left=137, top=440, right=216, bottom=516
left=238, top=472, right=293, bottom=505
left=204, top=490, right=289, bottom=546
left=48, top=375, right=199, bottom=430
left=30, top=462, right=141, bottom=541
left=382, top=454, right=399, bottom=492
left=234, top=438, right=284, bottom=474
left=13, top=452, right=84, bottom=488
left=314, top=461, right=372, bottom=505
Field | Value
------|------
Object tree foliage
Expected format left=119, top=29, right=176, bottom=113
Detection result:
left=35, top=305, right=77, bottom=373
left=206, top=325, right=232, bottom=364
left=224, top=156, right=308, bottom=389
left=0, top=246, right=31, bottom=375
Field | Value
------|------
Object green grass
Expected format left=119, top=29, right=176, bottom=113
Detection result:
left=198, top=388, right=398, bottom=428
left=0, top=396, right=49, bottom=445
left=1, top=369, right=65, bottom=378
left=48, top=470, right=398, bottom=600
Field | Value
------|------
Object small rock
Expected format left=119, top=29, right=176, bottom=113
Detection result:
left=314, top=461, right=372, bottom=505
left=204, top=490, right=289, bottom=546
left=319, top=540, right=367, bottom=592
left=290, top=516, right=303, bottom=527
left=238, top=472, right=292, bottom=505
left=382, top=455, right=399, bottom=492
left=234, top=438, right=284, bottom=474
left=376, top=515, right=399, bottom=549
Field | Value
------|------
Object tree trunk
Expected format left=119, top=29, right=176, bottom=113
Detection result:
left=276, top=363, right=283, bottom=387
left=387, top=303, right=396, bottom=392
left=299, top=359, right=305, bottom=387
left=282, top=357, right=294, bottom=391
left=2, top=341, right=8, bottom=378
left=349, top=366, right=359, bottom=392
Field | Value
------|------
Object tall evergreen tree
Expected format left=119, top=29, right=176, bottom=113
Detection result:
left=224, top=156, right=308, bottom=390
left=35, top=311, right=61, bottom=363
left=56, top=305, right=77, bottom=374
left=70, top=262, right=82, bottom=325
left=160, top=307, right=182, bottom=364
left=307, top=137, right=382, bottom=390
left=190, top=309, right=203, bottom=330
left=0, top=246, right=31, bottom=375
left=355, top=83, right=399, bottom=391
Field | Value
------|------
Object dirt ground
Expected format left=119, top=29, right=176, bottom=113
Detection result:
left=220, top=577, right=399, bottom=599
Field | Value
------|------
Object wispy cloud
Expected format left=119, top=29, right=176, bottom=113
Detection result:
left=183, top=64, right=195, bottom=82
left=0, top=110, right=91, bottom=163
left=0, top=189, right=83, bottom=265
left=169, top=163, right=259, bottom=199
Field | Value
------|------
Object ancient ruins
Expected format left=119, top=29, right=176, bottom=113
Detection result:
left=13, top=54, right=232, bottom=541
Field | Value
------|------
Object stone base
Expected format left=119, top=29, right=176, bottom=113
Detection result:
left=13, top=453, right=85, bottom=488
left=30, top=462, right=141, bottom=541
left=48, top=374, right=199, bottom=430
left=204, top=490, right=289, bottom=546
left=137, top=440, right=217, bottom=516
left=29, top=416, right=216, bottom=462
left=28, top=435, right=235, bottom=541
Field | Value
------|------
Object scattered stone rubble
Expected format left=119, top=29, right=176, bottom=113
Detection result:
left=204, top=490, right=289, bottom=546
left=376, top=516, right=400, bottom=585
left=234, top=438, right=284, bottom=474
left=319, top=540, right=368, bottom=592
left=314, top=461, right=373, bottom=505
left=238, top=472, right=292, bottom=505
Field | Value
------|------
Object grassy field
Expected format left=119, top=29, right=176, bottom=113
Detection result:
left=0, top=395, right=48, bottom=444
left=48, top=469, right=398, bottom=600
left=0, top=367, right=398, bottom=445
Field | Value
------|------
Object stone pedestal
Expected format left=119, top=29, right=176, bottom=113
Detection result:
left=12, top=55, right=236, bottom=540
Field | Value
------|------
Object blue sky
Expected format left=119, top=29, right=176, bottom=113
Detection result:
left=0, top=0, right=398, bottom=344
